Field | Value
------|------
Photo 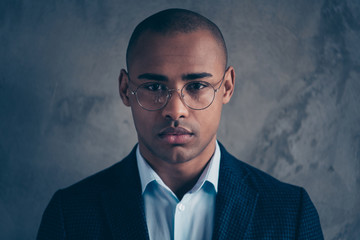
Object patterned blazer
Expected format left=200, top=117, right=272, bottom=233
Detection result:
left=37, top=143, right=324, bottom=239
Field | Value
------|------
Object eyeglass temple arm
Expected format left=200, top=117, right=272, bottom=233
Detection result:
left=215, top=69, right=228, bottom=92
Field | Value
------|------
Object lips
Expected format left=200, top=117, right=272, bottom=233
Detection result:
left=158, top=127, right=194, bottom=145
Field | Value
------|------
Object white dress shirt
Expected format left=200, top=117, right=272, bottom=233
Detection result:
left=136, top=141, right=221, bottom=240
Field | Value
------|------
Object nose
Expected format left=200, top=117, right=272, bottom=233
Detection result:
left=161, top=90, right=189, bottom=120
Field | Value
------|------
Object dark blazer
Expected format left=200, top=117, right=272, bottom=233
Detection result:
left=37, top=143, right=323, bottom=239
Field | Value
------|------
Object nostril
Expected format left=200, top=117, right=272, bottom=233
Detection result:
left=165, top=114, right=185, bottom=122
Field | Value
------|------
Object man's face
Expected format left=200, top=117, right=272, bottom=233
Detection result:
left=120, top=30, right=234, bottom=166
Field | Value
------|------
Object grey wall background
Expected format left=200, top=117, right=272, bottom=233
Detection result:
left=1, top=0, right=359, bottom=239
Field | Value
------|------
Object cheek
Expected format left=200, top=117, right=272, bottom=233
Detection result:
left=131, top=107, right=153, bottom=134
left=196, top=107, right=222, bottom=133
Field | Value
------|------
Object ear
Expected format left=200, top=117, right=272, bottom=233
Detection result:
left=222, top=66, right=235, bottom=104
left=119, top=69, right=131, bottom=107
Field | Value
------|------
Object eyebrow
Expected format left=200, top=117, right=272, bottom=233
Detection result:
left=182, top=72, right=213, bottom=81
left=137, top=72, right=213, bottom=82
left=137, top=73, right=168, bottom=81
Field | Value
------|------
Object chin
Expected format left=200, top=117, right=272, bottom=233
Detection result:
left=168, top=145, right=210, bottom=164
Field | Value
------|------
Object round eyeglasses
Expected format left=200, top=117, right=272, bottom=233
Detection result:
left=129, top=76, right=225, bottom=111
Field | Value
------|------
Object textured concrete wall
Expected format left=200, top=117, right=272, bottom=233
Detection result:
left=1, top=0, right=359, bottom=239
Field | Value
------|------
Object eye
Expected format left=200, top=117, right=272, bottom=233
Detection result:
left=185, top=81, right=209, bottom=93
left=142, top=83, right=167, bottom=92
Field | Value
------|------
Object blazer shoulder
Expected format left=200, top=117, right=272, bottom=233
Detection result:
left=60, top=146, right=138, bottom=196
left=219, top=143, right=307, bottom=203
left=218, top=144, right=323, bottom=239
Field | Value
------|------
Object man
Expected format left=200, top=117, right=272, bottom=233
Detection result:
left=37, top=8, right=324, bottom=239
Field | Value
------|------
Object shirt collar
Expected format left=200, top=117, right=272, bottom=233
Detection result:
left=136, top=141, right=221, bottom=195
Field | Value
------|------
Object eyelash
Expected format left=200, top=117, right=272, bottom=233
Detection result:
left=142, top=81, right=208, bottom=91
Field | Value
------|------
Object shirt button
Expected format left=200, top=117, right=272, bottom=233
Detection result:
left=178, top=203, right=185, bottom=211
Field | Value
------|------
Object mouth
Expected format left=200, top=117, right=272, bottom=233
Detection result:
left=158, top=127, right=194, bottom=145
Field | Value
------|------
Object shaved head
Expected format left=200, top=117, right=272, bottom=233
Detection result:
left=126, top=8, right=228, bottom=70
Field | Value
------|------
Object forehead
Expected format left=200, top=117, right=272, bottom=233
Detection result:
left=128, top=30, right=225, bottom=77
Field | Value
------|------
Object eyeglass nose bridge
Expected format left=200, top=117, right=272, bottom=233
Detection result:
left=167, top=88, right=180, bottom=93
left=166, top=88, right=184, bottom=99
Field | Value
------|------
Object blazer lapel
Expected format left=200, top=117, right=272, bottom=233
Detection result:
left=213, top=145, right=259, bottom=240
left=98, top=144, right=257, bottom=240
left=100, top=148, right=150, bottom=240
